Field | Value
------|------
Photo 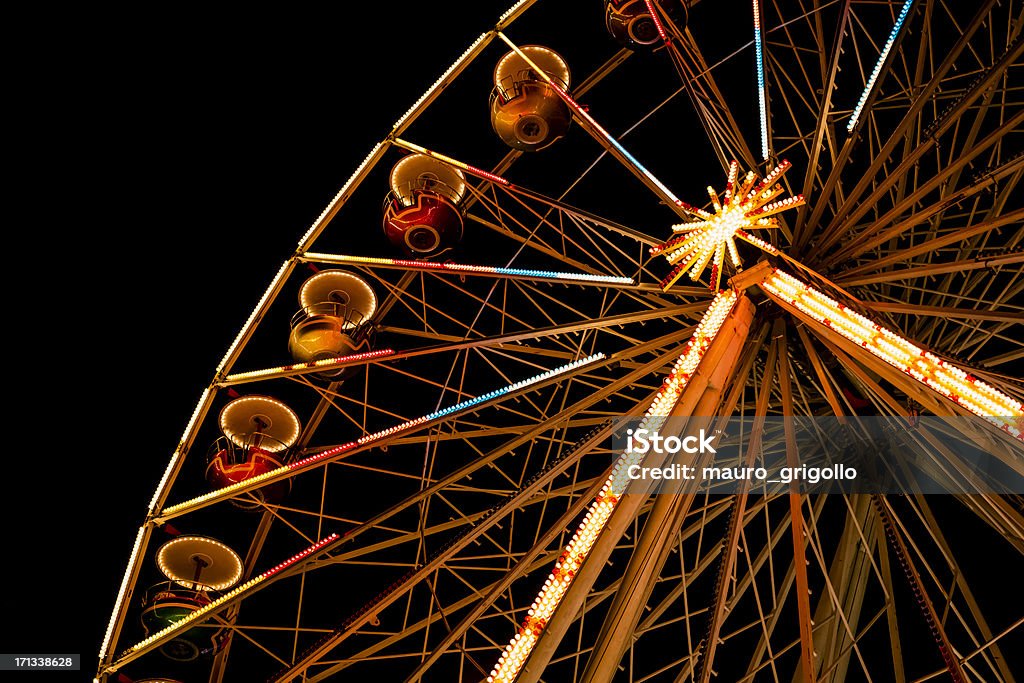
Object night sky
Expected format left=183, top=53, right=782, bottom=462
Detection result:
left=7, top=2, right=1021, bottom=680
left=10, top=4, right=501, bottom=675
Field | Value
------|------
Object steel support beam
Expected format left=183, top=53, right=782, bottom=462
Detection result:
left=580, top=299, right=757, bottom=683
left=513, top=295, right=756, bottom=683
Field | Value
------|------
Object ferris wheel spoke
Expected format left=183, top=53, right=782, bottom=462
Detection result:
left=791, top=0, right=853, bottom=246
left=668, top=26, right=757, bottom=170
left=310, top=348, right=682, bottom=561
left=464, top=188, right=587, bottom=271
left=825, top=113, right=1024, bottom=268
left=504, top=181, right=661, bottom=249
left=477, top=179, right=636, bottom=278
left=294, top=335, right=701, bottom=677
left=206, top=511, right=275, bottom=683
left=494, top=32, right=697, bottom=222
left=874, top=496, right=971, bottom=680
left=245, top=301, right=696, bottom=388
left=836, top=225, right=1024, bottom=285
left=808, top=0, right=998, bottom=250
left=346, top=538, right=577, bottom=681
left=731, top=498, right=827, bottom=680
left=155, top=354, right=606, bottom=521
left=859, top=301, right=1024, bottom=325
left=687, top=324, right=781, bottom=683
left=268, top=422, right=617, bottom=682
left=369, top=270, right=511, bottom=341
left=817, top=6, right=1017, bottom=255
left=924, top=269, right=1024, bottom=352
left=168, top=325, right=688, bottom=529
left=898, top=494, right=1019, bottom=680
left=467, top=211, right=599, bottom=274
left=305, top=252, right=637, bottom=288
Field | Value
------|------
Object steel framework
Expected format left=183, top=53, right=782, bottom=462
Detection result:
left=98, top=1, right=1022, bottom=681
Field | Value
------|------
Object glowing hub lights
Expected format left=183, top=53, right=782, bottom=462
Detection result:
left=487, top=291, right=738, bottom=683
left=304, top=254, right=634, bottom=286
left=160, top=355, right=606, bottom=517
left=224, top=349, right=395, bottom=383
left=120, top=535, right=339, bottom=660
left=762, top=269, right=1023, bottom=439
left=753, top=0, right=769, bottom=159
left=847, top=0, right=914, bottom=132
left=653, top=160, right=803, bottom=292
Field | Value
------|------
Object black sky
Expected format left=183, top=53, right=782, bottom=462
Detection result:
left=10, top=4, right=504, bottom=674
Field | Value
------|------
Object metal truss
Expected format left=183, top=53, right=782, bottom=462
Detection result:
left=98, top=1, right=1023, bottom=682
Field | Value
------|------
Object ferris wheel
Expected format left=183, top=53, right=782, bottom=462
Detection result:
left=97, top=1, right=1024, bottom=682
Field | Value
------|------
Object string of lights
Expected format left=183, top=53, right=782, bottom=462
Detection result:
left=761, top=268, right=1023, bottom=439
left=98, top=526, right=146, bottom=662
left=496, top=32, right=686, bottom=209
left=113, top=534, right=339, bottom=665
left=643, top=0, right=669, bottom=42
left=159, top=354, right=607, bottom=518
left=487, top=291, right=739, bottom=682
left=753, top=0, right=769, bottom=159
left=847, top=0, right=915, bottom=132
left=223, top=349, right=396, bottom=384
left=304, top=253, right=635, bottom=285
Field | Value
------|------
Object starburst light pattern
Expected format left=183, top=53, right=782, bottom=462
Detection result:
left=652, top=160, right=805, bottom=291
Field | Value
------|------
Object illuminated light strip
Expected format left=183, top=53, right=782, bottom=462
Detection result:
left=487, top=291, right=739, bottom=682
left=120, top=534, right=339, bottom=660
left=224, top=349, right=396, bottom=383
left=298, top=144, right=385, bottom=249
left=653, top=228, right=707, bottom=257
left=99, top=526, right=146, bottom=661
left=553, top=80, right=682, bottom=205
left=761, top=269, right=1023, bottom=439
left=675, top=201, right=712, bottom=219
left=393, top=34, right=491, bottom=130
left=148, top=387, right=214, bottom=514
left=394, top=138, right=511, bottom=186
left=216, top=260, right=292, bottom=373
left=754, top=0, right=769, bottom=160
left=643, top=0, right=669, bottom=42
left=160, top=355, right=607, bottom=517
left=499, top=0, right=534, bottom=23
left=847, top=0, right=914, bottom=132
left=303, top=253, right=635, bottom=285
left=737, top=229, right=774, bottom=253
left=495, top=33, right=683, bottom=208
